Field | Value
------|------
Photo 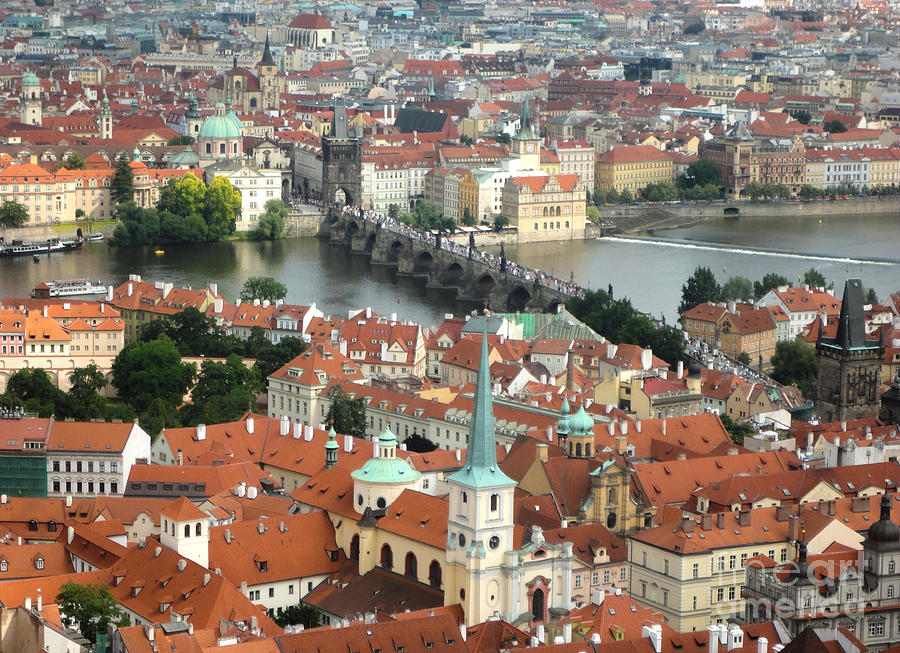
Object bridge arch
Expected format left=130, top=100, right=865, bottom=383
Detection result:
left=366, top=232, right=376, bottom=251
left=545, top=299, right=563, bottom=314
left=445, top=262, right=464, bottom=284
left=508, top=285, right=532, bottom=312
left=346, top=220, right=360, bottom=240
left=414, top=250, right=434, bottom=273
left=475, top=273, right=497, bottom=296
left=388, top=239, right=404, bottom=262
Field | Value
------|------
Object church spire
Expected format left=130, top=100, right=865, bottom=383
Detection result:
left=446, top=324, right=515, bottom=488
left=260, top=31, right=276, bottom=68
left=325, top=424, right=338, bottom=469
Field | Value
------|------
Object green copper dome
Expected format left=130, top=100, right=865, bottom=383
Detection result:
left=198, top=104, right=241, bottom=140
left=226, top=108, right=243, bottom=132
left=351, top=424, right=421, bottom=485
left=22, top=72, right=39, bottom=87
left=569, top=404, right=594, bottom=436
left=325, top=425, right=339, bottom=450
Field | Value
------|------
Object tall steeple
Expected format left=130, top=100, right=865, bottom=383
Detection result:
left=260, top=31, right=276, bottom=68
left=446, top=326, right=515, bottom=489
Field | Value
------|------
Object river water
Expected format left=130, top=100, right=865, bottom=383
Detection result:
left=1, top=211, right=897, bottom=328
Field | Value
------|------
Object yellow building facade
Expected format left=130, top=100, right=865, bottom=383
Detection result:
left=595, top=145, right=674, bottom=193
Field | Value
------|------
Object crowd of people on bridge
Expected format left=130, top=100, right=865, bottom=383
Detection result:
left=342, top=205, right=584, bottom=298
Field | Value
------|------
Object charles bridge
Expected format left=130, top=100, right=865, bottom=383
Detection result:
left=324, top=208, right=579, bottom=313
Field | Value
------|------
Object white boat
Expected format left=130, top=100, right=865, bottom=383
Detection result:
left=31, top=279, right=108, bottom=297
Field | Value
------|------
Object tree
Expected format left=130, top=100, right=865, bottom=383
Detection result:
left=459, top=134, right=473, bottom=145
left=168, top=135, right=195, bottom=146
left=742, top=181, right=765, bottom=201
left=403, top=433, right=438, bottom=452
left=112, top=202, right=161, bottom=247
left=753, top=273, right=789, bottom=300
left=864, top=287, right=879, bottom=305
left=788, top=110, right=811, bottom=125
left=678, top=159, right=719, bottom=189
left=5, top=368, right=62, bottom=417
left=111, top=338, right=195, bottom=416
left=798, top=184, right=823, bottom=200
left=203, top=176, right=241, bottom=239
left=326, top=385, right=367, bottom=438
left=254, top=199, right=287, bottom=240
left=683, top=21, right=705, bottom=34
left=492, top=214, right=509, bottom=231
left=0, top=200, right=29, bottom=227
left=461, top=207, right=476, bottom=227
left=251, top=333, right=307, bottom=381
left=721, top=276, right=754, bottom=302
left=735, top=351, right=752, bottom=367
left=618, top=188, right=633, bottom=203
left=606, top=188, right=619, bottom=204
left=721, top=414, right=754, bottom=446
left=181, top=354, right=260, bottom=425
left=61, top=364, right=108, bottom=420
left=770, top=340, right=818, bottom=394
left=801, top=268, right=827, bottom=289
left=494, top=133, right=511, bottom=145
left=271, top=603, right=321, bottom=628
left=56, top=582, right=128, bottom=644
left=824, top=119, right=847, bottom=133
left=60, top=152, right=86, bottom=170
left=387, top=204, right=400, bottom=220
left=586, top=206, right=601, bottom=223
left=679, top=266, right=722, bottom=314
left=240, top=276, right=287, bottom=303
left=111, top=153, right=134, bottom=206
left=592, top=188, right=607, bottom=205
left=159, top=174, right=207, bottom=220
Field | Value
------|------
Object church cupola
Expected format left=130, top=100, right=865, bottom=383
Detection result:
left=566, top=404, right=595, bottom=459
left=351, top=421, right=421, bottom=514
left=556, top=396, right=571, bottom=446
left=325, top=424, right=338, bottom=469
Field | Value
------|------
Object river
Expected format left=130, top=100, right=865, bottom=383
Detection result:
left=1, top=211, right=897, bottom=328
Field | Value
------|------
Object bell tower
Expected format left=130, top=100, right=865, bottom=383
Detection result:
left=511, top=97, right=540, bottom=172
left=100, top=91, right=112, bottom=140
left=20, top=72, right=42, bottom=126
left=445, top=325, right=517, bottom=625
left=257, top=32, right=280, bottom=113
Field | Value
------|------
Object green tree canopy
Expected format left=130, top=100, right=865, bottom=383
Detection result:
left=241, top=276, right=287, bottom=303
left=824, top=119, right=847, bottom=133
left=618, top=188, right=633, bottom=203
left=158, top=174, right=207, bottom=219
left=677, top=159, right=719, bottom=189
left=61, top=152, right=86, bottom=170
left=721, top=414, right=754, bottom=446
left=5, top=368, right=62, bottom=417
left=802, top=268, right=827, bottom=289
left=461, top=207, right=476, bottom=227
left=492, top=214, right=509, bottom=231
left=679, top=266, right=722, bottom=314
left=271, top=603, right=321, bottom=628
left=683, top=21, right=705, bottom=34
left=181, top=354, right=260, bottom=425
left=0, top=200, right=28, bottom=227
left=111, top=338, right=195, bottom=416
left=326, top=385, right=367, bottom=438
left=203, top=176, right=241, bottom=239
left=721, top=276, right=754, bottom=302
left=254, top=199, right=287, bottom=240
left=111, top=153, right=134, bottom=206
left=735, top=351, right=752, bottom=367
left=56, top=582, right=128, bottom=644
left=168, top=135, right=195, bottom=146
left=60, top=364, right=107, bottom=420
left=771, top=339, right=818, bottom=394
left=753, top=273, right=789, bottom=300
left=586, top=206, right=601, bottom=223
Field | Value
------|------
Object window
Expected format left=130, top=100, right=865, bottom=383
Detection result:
left=288, top=584, right=294, bottom=595
left=692, top=595, right=698, bottom=610
left=664, top=560, right=669, bottom=575
left=250, top=590, right=260, bottom=601
left=110, top=462, right=118, bottom=473
left=869, top=621, right=885, bottom=637
left=490, top=494, right=499, bottom=512
left=620, top=567, right=627, bottom=581
left=52, top=461, right=60, bottom=472
left=640, top=582, right=646, bottom=597
left=574, top=575, right=582, bottom=589
left=890, top=560, right=896, bottom=574
left=888, top=586, right=895, bottom=599
left=728, top=586, right=735, bottom=600
left=642, top=551, right=647, bottom=567
left=269, top=588, right=275, bottom=598
left=0, top=560, right=6, bottom=572
left=692, top=563, right=699, bottom=579
left=717, top=588, right=724, bottom=601
left=602, top=570, right=610, bottom=584
left=35, top=557, right=44, bottom=570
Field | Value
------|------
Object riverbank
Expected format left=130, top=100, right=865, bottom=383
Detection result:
left=603, top=196, right=900, bottom=234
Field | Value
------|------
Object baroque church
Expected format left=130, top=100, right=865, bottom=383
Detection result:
left=207, top=34, right=280, bottom=112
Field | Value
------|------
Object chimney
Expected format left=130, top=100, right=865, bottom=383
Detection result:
left=536, top=624, right=545, bottom=644
left=757, top=637, right=768, bottom=653
left=851, top=496, right=871, bottom=513
left=537, top=443, right=549, bottom=463
left=280, top=416, right=290, bottom=436
left=738, top=510, right=751, bottom=527
left=727, top=625, right=743, bottom=651
left=455, top=449, right=461, bottom=462
left=661, top=419, right=667, bottom=436
left=197, top=424, right=206, bottom=441
left=67, top=525, right=74, bottom=544
left=607, top=421, right=615, bottom=436
left=707, top=625, right=720, bottom=653
left=127, top=282, right=133, bottom=297
left=246, top=417, right=255, bottom=434
left=682, top=516, right=695, bottom=533
left=546, top=426, right=553, bottom=442
left=42, top=305, right=48, bottom=318
left=716, top=511, right=725, bottom=529
left=565, top=348, right=575, bottom=391
left=293, top=422, right=301, bottom=438
left=701, top=514, right=712, bottom=531
left=176, top=448, right=183, bottom=466
left=36, top=589, right=41, bottom=613
left=304, top=425, right=314, bottom=442
left=641, top=348, right=652, bottom=371
left=788, top=514, right=800, bottom=542
left=615, top=436, right=627, bottom=455
left=827, top=500, right=836, bottom=517
left=775, top=505, right=792, bottom=522
left=635, top=419, right=642, bottom=433
left=591, top=588, right=605, bottom=605
left=677, top=360, right=684, bottom=379
left=344, top=435, right=353, bottom=453
left=65, top=494, right=72, bottom=508
left=24, top=597, right=31, bottom=611
left=648, top=624, right=663, bottom=653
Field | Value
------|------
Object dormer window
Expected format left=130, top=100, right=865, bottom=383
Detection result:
left=0, top=560, right=7, bottom=572
left=35, top=557, right=44, bottom=570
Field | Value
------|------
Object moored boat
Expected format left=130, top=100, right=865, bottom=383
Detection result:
left=31, top=278, right=108, bottom=298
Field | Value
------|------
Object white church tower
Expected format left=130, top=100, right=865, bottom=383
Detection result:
left=159, top=497, right=209, bottom=568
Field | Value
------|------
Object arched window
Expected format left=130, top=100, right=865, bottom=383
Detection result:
left=195, top=522, right=202, bottom=536
left=490, top=494, right=499, bottom=512
left=543, top=206, right=548, bottom=216
left=350, top=534, right=360, bottom=561
left=532, top=588, right=545, bottom=622
left=585, top=443, right=591, bottom=456
left=219, top=143, right=226, bottom=155
left=404, top=552, right=418, bottom=578
left=205, top=143, right=211, bottom=154
left=250, top=98, right=258, bottom=109
left=556, top=221, right=560, bottom=229
left=607, top=512, right=617, bottom=530
left=429, top=560, right=442, bottom=588
left=184, top=524, right=190, bottom=537
left=608, top=487, right=617, bottom=504
left=461, top=491, right=468, bottom=504
left=575, top=442, right=582, bottom=457
left=380, top=544, right=393, bottom=570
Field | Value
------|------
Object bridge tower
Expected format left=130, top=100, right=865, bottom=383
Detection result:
left=322, top=103, right=362, bottom=207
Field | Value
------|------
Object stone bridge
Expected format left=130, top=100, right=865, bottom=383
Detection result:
left=326, top=210, right=575, bottom=313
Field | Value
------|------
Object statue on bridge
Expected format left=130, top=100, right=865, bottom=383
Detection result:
left=435, top=230, right=442, bottom=250
left=468, top=232, right=476, bottom=259
left=500, top=243, right=507, bottom=272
